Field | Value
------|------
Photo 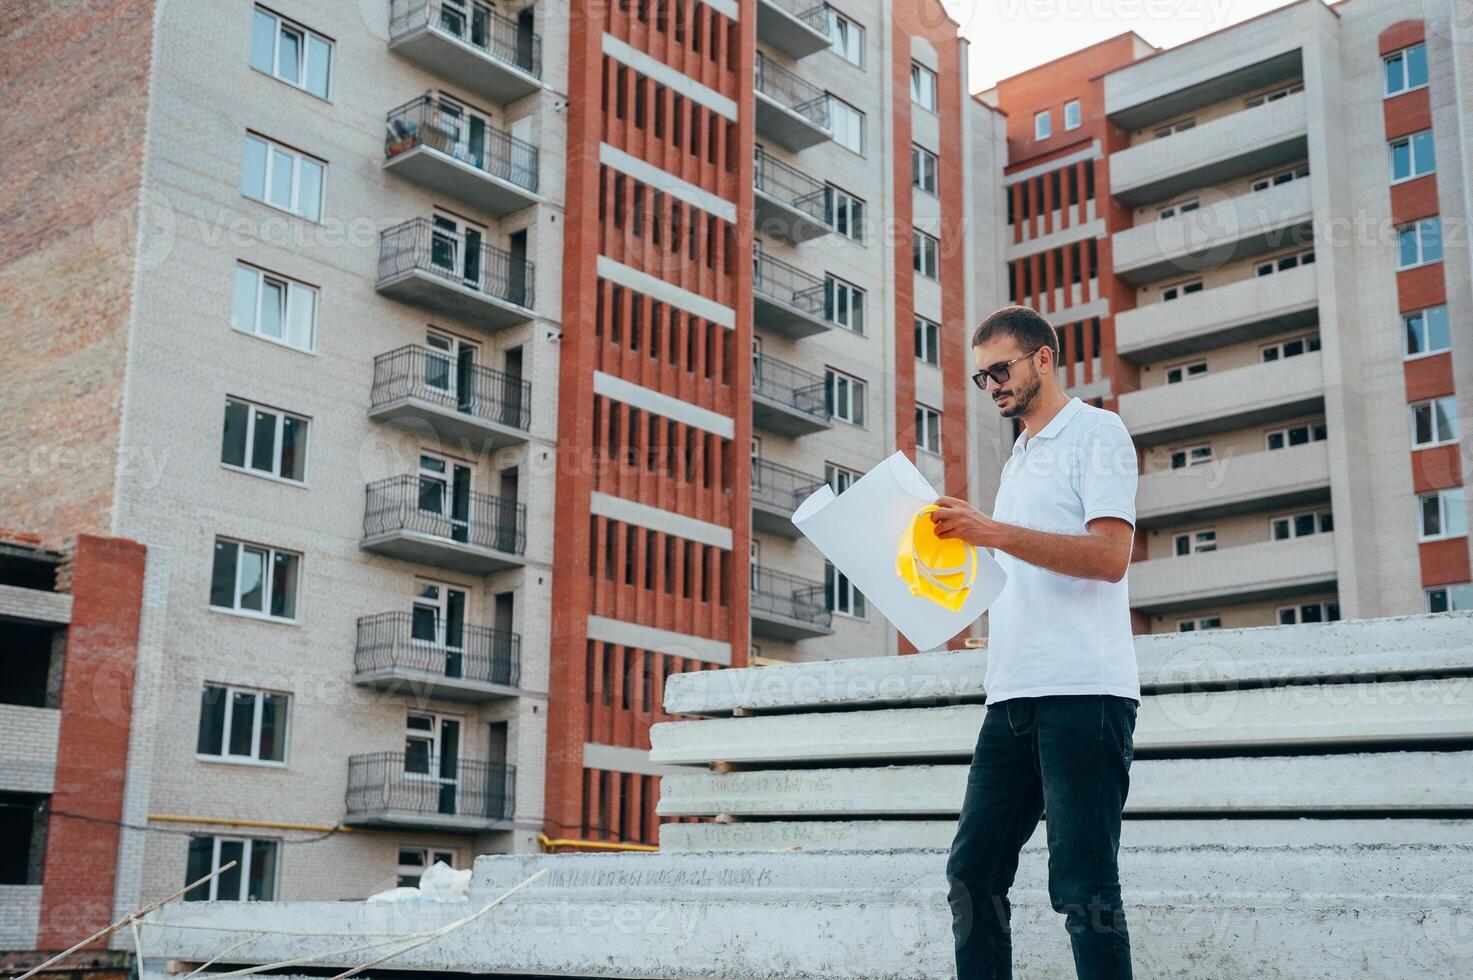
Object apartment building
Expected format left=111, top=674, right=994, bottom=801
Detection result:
left=987, top=0, right=1473, bottom=633
left=0, top=0, right=1005, bottom=937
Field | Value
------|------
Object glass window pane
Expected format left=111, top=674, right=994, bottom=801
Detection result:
left=232, top=266, right=258, bottom=333
left=268, top=148, right=295, bottom=209
left=270, top=552, right=298, bottom=619
left=250, top=409, right=277, bottom=473
left=1425, top=307, right=1450, bottom=351
left=1288, top=426, right=1309, bottom=446
left=1392, top=140, right=1410, bottom=181
left=1435, top=398, right=1459, bottom=441
left=307, top=36, right=332, bottom=98
left=1414, top=131, right=1436, bottom=174
left=228, top=691, right=256, bottom=756
left=1421, top=495, right=1441, bottom=536
left=1413, top=404, right=1433, bottom=444
left=1421, top=218, right=1443, bottom=262
left=405, top=738, right=432, bottom=773
left=278, top=27, right=301, bottom=83
left=196, top=686, right=226, bottom=755
left=248, top=841, right=278, bottom=900
left=259, top=693, right=287, bottom=761
left=216, top=840, right=245, bottom=900
left=1447, top=492, right=1469, bottom=538
left=1267, top=432, right=1284, bottom=450
left=1385, top=54, right=1401, bottom=94
left=286, top=284, right=314, bottom=349
left=250, top=10, right=276, bottom=74
left=221, top=400, right=249, bottom=467
left=210, top=540, right=238, bottom=608
left=185, top=837, right=215, bottom=900
left=297, top=158, right=323, bottom=221
left=1294, top=514, right=1315, bottom=536
left=1272, top=519, right=1290, bottom=540
left=238, top=546, right=266, bottom=611
left=259, top=279, right=284, bottom=339
left=241, top=136, right=268, bottom=199
left=1407, top=44, right=1428, bottom=89
left=279, top=416, right=306, bottom=481
left=1399, top=228, right=1419, bottom=267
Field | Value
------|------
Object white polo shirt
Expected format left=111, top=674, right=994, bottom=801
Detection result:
left=985, top=396, right=1141, bottom=705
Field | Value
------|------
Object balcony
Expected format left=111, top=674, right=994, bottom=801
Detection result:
left=1110, top=92, right=1308, bottom=207
left=384, top=97, right=541, bottom=216
left=1119, top=350, right=1324, bottom=445
left=1113, top=179, right=1313, bottom=286
left=1137, top=442, right=1331, bottom=530
left=369, top=345, right=530, bottom=449
left=388, top=0, right=541, bottom=103
left=376, top=218, right=535, bottom=329
left=345, top=752, right=515, bottom=832
left=754, top=150, right=832, bottom=244
left=1116, top=264, right=1319, bottom=363
left=752, top=353, right=831, bottom=437
left=754, top=52, right=830, bottom=152
left=354, top=611, right=521, bottom=702
left=751, top=565, right=833, bottom=640
left=753, top=251, right=829, bottom=338
left=1129, top=533, right=1337, bottom=614
left=361, top=475, right=526, bottom=573
left=757, top=0, right=830, bottom=59
left=751, top=458, right=826, bottom=539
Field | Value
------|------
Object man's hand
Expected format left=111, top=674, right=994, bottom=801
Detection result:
left=929, top=497, right=1135, bottom=582
left=930, top=496, right=1011, bottom=550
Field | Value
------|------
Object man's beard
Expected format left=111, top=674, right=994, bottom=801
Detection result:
left=996, top=367, right=1042, bottom=418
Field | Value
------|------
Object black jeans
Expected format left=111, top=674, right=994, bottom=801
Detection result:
left=946, top=694, right=1137, bottom=980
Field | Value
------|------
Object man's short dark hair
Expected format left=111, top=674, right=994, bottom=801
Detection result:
left=971, top=306, right=1059, bottom=361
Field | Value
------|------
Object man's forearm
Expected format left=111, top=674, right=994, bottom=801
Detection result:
left=994, top=522, right=1129, bottom=582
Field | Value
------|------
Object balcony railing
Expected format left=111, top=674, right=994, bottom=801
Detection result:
left=754, top=250, right=826, bottom=317
left=347, top=752, right=515, bottom=823
left=385, top=96, right=540, bottom=193
left=356, top=611, right=521, bottom=688
left=755, top=52, right=829, bottom=129
left=761, top=0, right=828, bottom=32
left=372, top=345, right=531, bottom=432
left=364, top=475, right=526, bottom=555
left=751, top=458, right=827, bottom=515
left=752, top=353, right=829, bottom=422
left=378, top=217, right=534, bottom=311
left=390, top=0, right=542, bottom=80
left=751, top=565, right=831, bottom=630
left=754, top=149, right=829, bottom=223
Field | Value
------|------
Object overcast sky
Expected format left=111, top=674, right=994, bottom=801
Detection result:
left=950, top=0, right=1318, bottom=92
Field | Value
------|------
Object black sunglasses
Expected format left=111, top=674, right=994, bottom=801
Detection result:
left=971, top=347, right=1043, bottom=390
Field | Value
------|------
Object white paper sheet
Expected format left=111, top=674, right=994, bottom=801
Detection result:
left=791, top=451, right=1006, bottom=651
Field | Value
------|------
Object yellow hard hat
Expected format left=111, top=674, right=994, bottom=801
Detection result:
left=896, top=504, right=979, bottom=612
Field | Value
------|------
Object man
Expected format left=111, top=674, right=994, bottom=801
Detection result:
left=929, top=305, right=1140, bottom=980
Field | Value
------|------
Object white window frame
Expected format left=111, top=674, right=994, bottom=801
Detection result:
left=1277, top=601, right=1339, bottom=625
left=1418, top=489, right=1468, bottom=542
left=916, top=404, right=941, bottom=454
left=1252, top=163, right=1309, bottom=192
left=1173, top=529, right=1216, bottom=556
left=1410, top=396, right=1460, bottom=448
left=825, top=561, right=867, bottom=619
left=1063, top=99, right=1082, bottom=130
left=1245, top=82, right=1303, bottom=108
left=196, top=684, right=290, bottom=765
left=826, top=184, right=864, bottom=242
left=1384, top=43, right=1429, bottom=97
left=910, top=62, right=937, bottom=112
left=1265, top=420, right=1327, bottom=451
left=187, top=836, right=279, bottom=902
left=1259, top=333, right=1321, bottom=362
left=1153, top=118, right=1195, bottom=139
left=221, top=398, right=309, bottom=484
left=1255, top=249, right=1316, bottom=277
left=232, top=263, right=317, bottom=352
left=1161, top=279, right=1203, bottom=302
left=404, top=711, right=462, bottom=779
left=1404, top=306, right=1451, bottom=360
left=913, top=229, right=939, bottom=279
left=826, top=369, right=866, bottom=426
left=1169, top=444, right=1213, bottom=469
left=1177, top=616, right=1221, bottom=632
left=1270, top=508, right=1333, bottom=541
left=1158, top=199, right=1199, bottom=220
left=1165, top=360, right=1207, bottom=384
left=397, top=847, right=459, bottom=888
left=911, top=144, right=938, bottom=194
left=824, top=462, right=860, bottom=496
left=827, top=95, right=864, bottom=154
left=210, top=537, right=301, bottom=622
left=825, top=7, right=863, bottom=67
left=1034, top=110, right=1051, bottom=141
left=915, top=316, right=941, bottom=366
left=1398, top=217, right=1443, bottom=270
left=1390, top=130, right=1437, bottom=184
left=825, top=274, right=865, bottom=333
left=1425, top=583, right=1473, bottom=613
left=241, top=133, right=325, bottom=221
left=250, top=6, right=333, bottom=100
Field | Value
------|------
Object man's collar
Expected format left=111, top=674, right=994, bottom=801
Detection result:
left=1012, top=397, right=1084, bottom=454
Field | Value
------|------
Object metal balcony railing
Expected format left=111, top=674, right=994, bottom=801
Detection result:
left=389, top=0, right=542, bottom=80
left=372, top=345, right=531, bottom=432
left=347, top=752, right=515, bottom=822
left=356, top=611, right=521, bottom=688
left=754, top=148, right=829, bottom=224
left=378, top=217, right=535, bottom=311
left=754, top=52, right=829, bottom=129
left=385, top=96, right=540, bottom=193
left=760, top=0, right=828, bottom=32
left=364, top=475, right=526, bottom=555
left=751, top=352, right=830, bottom=422
left=750, top=565, right=831, bottom=629
left=753, top=250, right=827, bottom=318
left=751, top=458, right=827, bottom=514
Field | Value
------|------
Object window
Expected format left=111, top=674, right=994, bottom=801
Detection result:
left=1174, top=529, right=1216, bottom=556
left=1260, top=333, right=1321, bottom=362
left=1398, top=217, right=1443, bottom=269
left=1034, top=110, right=1051, bottom=140
left=210, top=537, right=300, bottom=621
left=1404, top=306, right=1451, bottom=358
left=912, top=145, right=938, bottom=194
left=1418, top=489, right=1468, bottom=541
left=1158, top=199, right=1199, bottom=219
left=1391, top=130, right=1436, bottom=183
left=825, top=561, right=867, bottom=618
left=1271, top=508, right=1333, bottom=540
left=1385, top=43, right=1428, bottom=97
left=828, top=96, right=864, bottom=154
left=1411, top=396, right=1460, bottom=448
left=1177, top=616, right=1221, bottom=632
left=1153, top=118, right=1195, bottom=139
left=184, top=836, right=278, bottom=901
left=915, top=316, right=941, bottom=366
left=231, top=263, right=316, bottom=351
left=1255, top=249, right=1315, bottom=276
left=241, top=133, right=323, bottom=221
left=825, top=8, right=863, bottom=66
left=825, top=275, right=865, bottom=333
left=1169, top=445, right=1212, bottom=469
left=1165, top=361, right=1207, bottom=384
left=910, top=63, right=937, bottom=111
left=398, top=848, right=458, bottom=889
left=221, top=399, right=308, bottom=482
left=1245, top=82, right=1302, bottom=107
left=1161, top=279, right=1203, bottom=302
left=1252, top=163, right=1309, bottom=191
left=1277, top=601, right=1340, bottom=625
left=913, top=229, right=939, bottom=279
left=404, top=712, right=461, bottom=776
left=197, top=685, right=289, bottom=763
left=826, top=185, right=864, bottom=242
left=916, top=405, right=941, bottom=454
left=825, top=369, right=866, bottom=426
left=412, top=579, right=468, bottom=652
left=825, top=462, right=860, bottom=495
left=1064, top=99, right=1081, bottom=130
left=250, top=7, right=331, bottom=99
left=1266, top=420, right=1327, bottom=450
left=1426, top=583, right=1473, bottom=613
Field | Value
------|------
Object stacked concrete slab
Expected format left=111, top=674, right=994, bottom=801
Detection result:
left=144, top=614, right=1473, bottom=978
